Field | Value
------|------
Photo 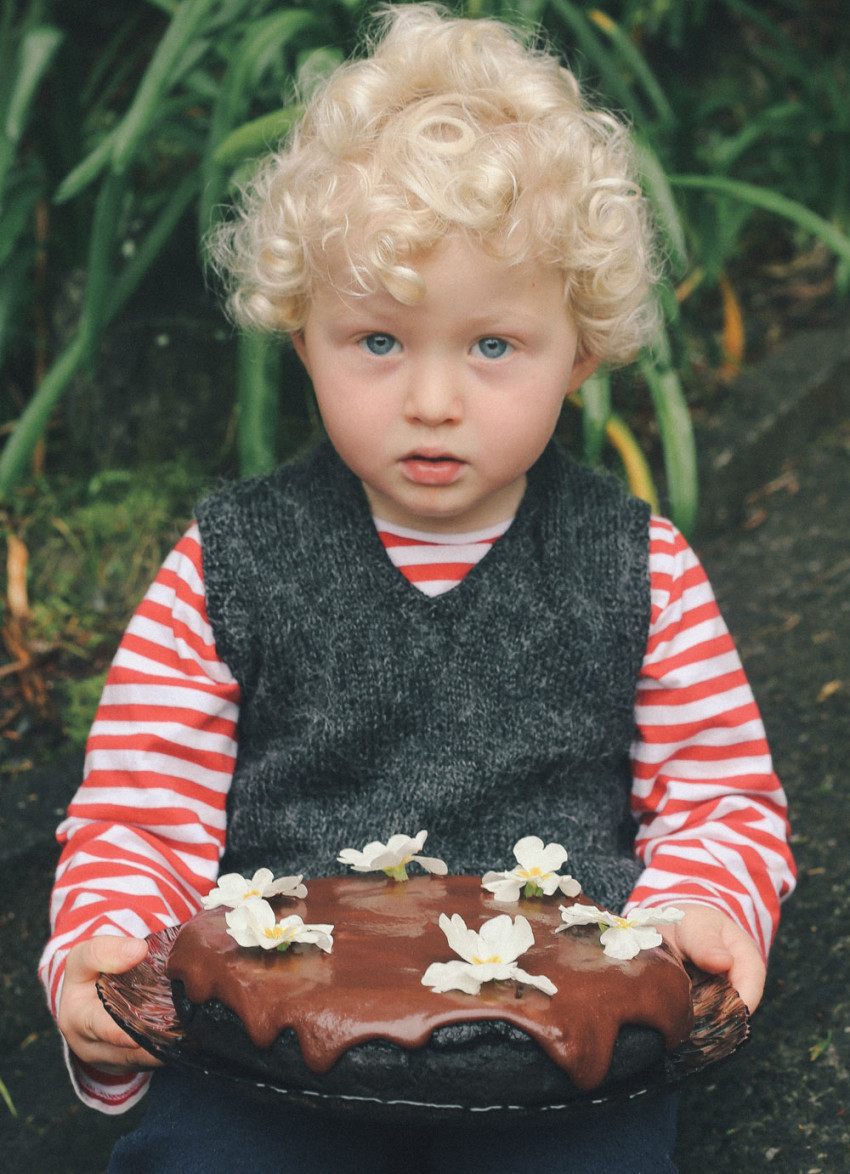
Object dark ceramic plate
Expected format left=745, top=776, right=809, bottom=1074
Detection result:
left=97, top=924, right=749, bottom=1123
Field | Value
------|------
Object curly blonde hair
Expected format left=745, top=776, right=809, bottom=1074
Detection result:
left=208, top=3, right=661, bottom=363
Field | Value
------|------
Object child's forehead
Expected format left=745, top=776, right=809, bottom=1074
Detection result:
left=305, top=236, right=570, bottom=329
left=312, top=233, right=563, bottom=303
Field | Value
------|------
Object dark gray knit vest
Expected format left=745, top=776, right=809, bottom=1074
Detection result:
left=196, top=440, right=651, bottom=911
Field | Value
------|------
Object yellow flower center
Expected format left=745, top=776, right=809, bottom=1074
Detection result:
left=518, top=867, right=549, bottom=881
left=264, top=924, right=295, bottom=942
left=472, top=954, right=502, bottom=965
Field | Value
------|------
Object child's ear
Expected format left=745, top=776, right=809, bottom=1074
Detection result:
left=566, top=352, right=601, bottom=395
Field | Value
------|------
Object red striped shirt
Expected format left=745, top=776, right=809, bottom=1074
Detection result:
left=39, top=513, right=795, bottom=1111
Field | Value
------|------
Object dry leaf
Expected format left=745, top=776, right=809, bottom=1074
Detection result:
left=6, top=534, right=31, bottom=619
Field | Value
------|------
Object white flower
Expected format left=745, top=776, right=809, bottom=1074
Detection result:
left=225, top=897, right=334, bottom=953
left=421, top=912, right=557, bottom=997
left=202, top=868, right=307, bottom=910
left=481, top=835, right=581, bottom=902
left=557, top=902, right=685, bottom=960
left=338, top=830, right=447, bottom=881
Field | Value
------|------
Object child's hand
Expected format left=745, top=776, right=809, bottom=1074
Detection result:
left=659, top=904, right=766, bottom=1013
left=58, top=936, right=163, bottom=1073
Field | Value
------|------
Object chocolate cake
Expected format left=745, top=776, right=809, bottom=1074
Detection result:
left=166, top=873, right=694, bottom=1111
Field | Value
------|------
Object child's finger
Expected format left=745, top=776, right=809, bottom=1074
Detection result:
left=64, top=935, right=148, bottom=984
left=724, top=941, right=766, bottom=1013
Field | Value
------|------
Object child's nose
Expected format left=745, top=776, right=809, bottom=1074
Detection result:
left=404, top=361, right=462, bottom=425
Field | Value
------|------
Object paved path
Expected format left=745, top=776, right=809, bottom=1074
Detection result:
left=1, top=327, right=848, bottom=1171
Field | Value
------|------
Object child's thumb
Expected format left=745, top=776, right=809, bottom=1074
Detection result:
left=70, top=935, right=148, bottom=981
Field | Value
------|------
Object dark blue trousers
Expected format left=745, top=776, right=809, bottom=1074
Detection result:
left=107, top=1068, right=679, bottom=1173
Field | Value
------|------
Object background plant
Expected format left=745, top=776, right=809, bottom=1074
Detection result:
left=2, top=0, right=849, bottom=535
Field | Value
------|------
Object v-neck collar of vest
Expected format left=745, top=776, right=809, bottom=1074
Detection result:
left=318, top=440, right=563, bottom=612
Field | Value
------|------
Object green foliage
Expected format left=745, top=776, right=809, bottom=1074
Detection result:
left=53, top=669, right=108, bottom=751
left=0, top=459, right=208, bottom=748
left=2, top=461, right=208, bottom=660
left=0, top=3, right=63, bottom=374
left=0, top=0, right=848, bottom=538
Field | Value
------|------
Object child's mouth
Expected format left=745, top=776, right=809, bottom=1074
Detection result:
left=401, top=452, right=466, bottom=486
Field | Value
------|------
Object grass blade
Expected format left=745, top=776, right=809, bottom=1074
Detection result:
left=604, top=411, right=659, bottom=513
left=576, top=368, right=611, bottom=465
left=0, top=24, right=63, bottom=196
left=237, top=331, right=280, bottom=477
left=0, top=173, right=198, bottom=499
left=110, top=0, right=220, bottom=173
left=670, top=174, right=850, bottom=268
left=53, top=130, right=116, bottom=204
left=548, top=0, right=645, bottom=120
left=587, top=9, right=675, bottom=126
left=211, top=106, right=299, bottom=168
left=0, top=1073, right=17, bottom=1118
left=634, top=136, right=688, bottom=275
left=4, top=25, right=64, bottom=145
left=638, top=335, right=698, bottom=536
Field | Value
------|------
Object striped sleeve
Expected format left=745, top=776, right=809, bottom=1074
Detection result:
left=626, top=516, right=796, bottom=958
left=38, top=523, right=241, bottom=1112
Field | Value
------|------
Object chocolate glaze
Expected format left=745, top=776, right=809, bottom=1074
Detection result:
left=166, top=875, right=693, bottom=1092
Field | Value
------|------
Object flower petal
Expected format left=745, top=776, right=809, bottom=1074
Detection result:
left=510, top=965, right=558, bottom=996
left=277, top=915, right=335, bottom=953
left=411, top=854, right=448, bottom=876
left=263, top=874, right=308, bottom=900
left=438, top=913, right=479, bottom=963
left=627, top=905, right=685, bottom=926
left=479, top=913, right=534, bottom=963
left=202, top=872, right=249, bottom=909
left=598, top=926, right=644, bottom=960
left=422, top=960, right=483, bottom=995
left=481, top=872, right=523, bottom=902
left=557, top=903, right=614, bottom=930
left=513, top=835, right=569, bottom=875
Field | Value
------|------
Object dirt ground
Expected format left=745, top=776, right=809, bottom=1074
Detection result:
left=674, top=411, right=850, bottom=1173
left=1, top=328, right=849, bottom=1172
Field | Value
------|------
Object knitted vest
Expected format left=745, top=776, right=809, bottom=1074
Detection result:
left=196, top=441, right=651, bottom=911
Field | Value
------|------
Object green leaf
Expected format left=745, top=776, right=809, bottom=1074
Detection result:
left=53, top=130, right=116, bottom=204
left=0, top=1073, right=17, bottom=1118
left=110, top=0, right=220, bottom=173
left=3, top=25, right=64, bottom=145
left=634, top=137, right=688, bottom=276
left=670, top=174, right=850, bottom=268
left=0, top=25, right=63, bottom=197
left=809, top=1030, right=832, bottom=1063
left=236, top=331, right=281, bottom=477
left=212, top=106, right=300, bottom=167
left=578, top=369, right=611, bottom=466
left=0, top=173, right=198, bottom=500
left=0, top=178, right=40, bottom=267
left=638, top=326, right=698, bottom=537
left=587, top=9, right=675, bottom=127
left=547, top=0, right=645, bottom=120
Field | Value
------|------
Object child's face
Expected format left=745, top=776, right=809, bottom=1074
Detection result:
left=293, top=237, right=598, bottom=532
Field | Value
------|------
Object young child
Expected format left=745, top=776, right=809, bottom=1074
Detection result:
left=40, top=6, right=795, bottom=1172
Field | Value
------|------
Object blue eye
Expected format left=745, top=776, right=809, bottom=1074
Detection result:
left=360, top=333, right=399, bottom=356
left=474, top=337, right=512, bottom=360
